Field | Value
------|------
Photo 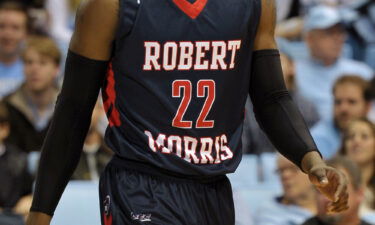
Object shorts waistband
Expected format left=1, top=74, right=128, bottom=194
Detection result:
left=109, top=155, right=227, bottom=184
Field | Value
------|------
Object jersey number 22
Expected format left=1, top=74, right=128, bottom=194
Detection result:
left=172, top=79, right=215, bottom=129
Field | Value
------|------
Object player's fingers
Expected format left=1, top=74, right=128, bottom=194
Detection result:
left=330, top=169, right=348, bottom=202
left=328, top=205, right=349, bottom=214
left=309, top=168, right=329, bottom=187
left=332, top=192, right=349, bottom=206
left=329, top=201, right=349, bottom=213
left=328, top=192, right=349, bottom=212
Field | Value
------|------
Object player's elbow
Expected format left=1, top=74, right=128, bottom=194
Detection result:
left=251, top=89, right=290, bottom=110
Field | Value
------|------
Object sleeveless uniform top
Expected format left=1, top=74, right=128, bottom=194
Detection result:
left=102, top=0, right=261, bottom=176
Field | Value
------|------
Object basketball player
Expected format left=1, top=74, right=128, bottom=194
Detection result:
left=26, top=0, right=349, bottom=224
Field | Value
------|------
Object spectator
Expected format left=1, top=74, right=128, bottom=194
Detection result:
left=0, top=212, right=24, bottom=225
left=311, top=75, right=371, bottom=159
left=243, top=53, right=319, bottom=154
left=275, top=0, right=352, bottom=24
left=72, top=101, right=112, bottom=181
left=344, top=0, right=375, bottom=61
left=275, top=0, right=363, bottom=40
left=340, top=118, right=375, bottom=216
left=253, top=154, right=316, bottom=225
left=0, top=1, right=28, bottom=99
left=3, top=35, right=60, bottom=152
left=45, top=0, right=76, bottom=45
left=368, top=77, right=375, bottom=123
left=276, top=0, right=302, bottom=23
left=276, top=17, right=304, bottom=40
left=296, top=5, right=373, bottom=120
left=301, top=156, right=370, bottom=225
left=0, top=101, right=32, bottom=217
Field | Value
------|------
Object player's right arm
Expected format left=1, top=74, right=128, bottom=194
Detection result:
left=26, top=0, right=119, bottom=224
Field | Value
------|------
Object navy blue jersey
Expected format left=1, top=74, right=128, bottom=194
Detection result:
left=102, top=0, right=261, bottom=176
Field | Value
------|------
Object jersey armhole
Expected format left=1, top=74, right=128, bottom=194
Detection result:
left=115, top=0, right=142, bottom=40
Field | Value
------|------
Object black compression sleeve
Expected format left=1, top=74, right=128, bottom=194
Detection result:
left=30, top=50, right=108, bottom=216
left=249, top=49, right=320, bottom=168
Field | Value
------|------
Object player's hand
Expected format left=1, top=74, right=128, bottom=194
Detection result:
left=26, top=212, right=52, bottom=225
left=301, top=151, right=349, bottom=214
left=307, top=164, right=349, bottom=213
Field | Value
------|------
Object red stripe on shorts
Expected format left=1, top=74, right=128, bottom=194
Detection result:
left=103, top=213, right=113, bottom=225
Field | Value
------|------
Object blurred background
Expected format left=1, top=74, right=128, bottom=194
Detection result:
left=0, top=0, right=374, bottom=224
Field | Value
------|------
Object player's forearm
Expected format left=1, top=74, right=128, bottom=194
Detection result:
left=30, top=97, right=91, bottom=215
left=30, top=51, right=108, bottom=216
left=250, top=49, right=320, bottom=168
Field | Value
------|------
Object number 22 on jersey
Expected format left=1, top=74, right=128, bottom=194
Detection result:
left=172, top=79, right=215, bottom=129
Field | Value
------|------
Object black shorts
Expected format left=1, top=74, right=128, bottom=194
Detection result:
left=99, top=156, right=235, bottom=225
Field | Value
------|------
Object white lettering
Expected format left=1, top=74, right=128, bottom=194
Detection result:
left=228, top=40, right=241, bottom=69
left=143, top=42, right=161, bottom=70
left=200, top=137, right=214, bottom=164
left=220, top=134, right=233, bottom=160
left=144, top=131, right=233, bottom=165
left=194, top=41, right=210, bottom=70
left=210, top=41, right=227, bottom=70
left=178, top=42, right=194, bottom=70
left=143, top=40, right=242, bottom=71
left=163, top=42, right=178, bottom=71
left=168, top=135, right=182, bottom=157
left=184, top=136, right=199, bottom=163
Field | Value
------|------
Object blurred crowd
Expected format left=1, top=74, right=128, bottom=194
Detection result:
left=0, top=0, right=374, bottom=224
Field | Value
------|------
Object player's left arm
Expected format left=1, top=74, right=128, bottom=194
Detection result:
left=250, top=0, right=348, bottom=213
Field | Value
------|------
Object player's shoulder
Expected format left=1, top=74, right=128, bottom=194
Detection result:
left=76, top=0, right=119, bottom=19
left=259, top=0, right=276, bottom=7
left=254, top=0, right=276, bottom=50
left=71, top=0, right=119, bottom=58
left=259, top=0, right=276, bottom=18
left=80, top=0, right=119, bottom=8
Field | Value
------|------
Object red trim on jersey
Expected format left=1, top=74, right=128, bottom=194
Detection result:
left=103, top=213, right=113, bottom=225
left=103, top=62, right=122, bottom=127
left=172, top=0, right=208, bottom=19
